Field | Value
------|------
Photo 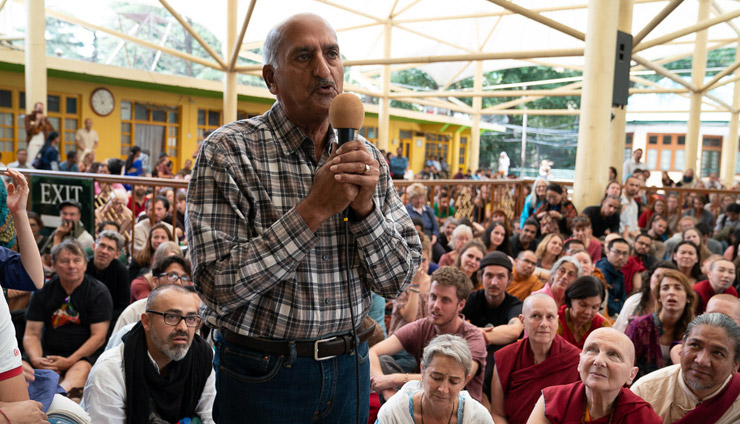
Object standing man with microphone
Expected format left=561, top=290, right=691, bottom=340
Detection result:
left=186, top=13, right=421, bottom=424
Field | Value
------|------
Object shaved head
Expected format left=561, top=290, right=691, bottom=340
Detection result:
left=587, top=328, right=636, bottom=365
left=706, top=294, right=740, bottom=325
left=522, top=293, right=557, bottom=316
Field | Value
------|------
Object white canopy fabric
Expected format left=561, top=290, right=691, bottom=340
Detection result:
left=3, top=0, right=740, bottom=113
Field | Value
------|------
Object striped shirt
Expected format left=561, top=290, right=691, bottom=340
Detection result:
left=186, top=102, right=421, bottom=340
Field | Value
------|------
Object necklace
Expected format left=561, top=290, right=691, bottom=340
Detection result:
left=419, top=393, right=455, bottom=424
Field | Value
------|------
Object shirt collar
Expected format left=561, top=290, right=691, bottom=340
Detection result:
left=266, top=102, right=337, bottom=159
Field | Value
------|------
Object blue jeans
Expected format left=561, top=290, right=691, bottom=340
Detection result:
left=213, top=332, right=370, bottom=423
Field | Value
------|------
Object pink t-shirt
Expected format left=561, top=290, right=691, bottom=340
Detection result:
left=393, top=316, right=486, bottom=402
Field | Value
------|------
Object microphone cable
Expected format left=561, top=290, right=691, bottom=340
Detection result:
left=342, top=209, right=362, bottom=424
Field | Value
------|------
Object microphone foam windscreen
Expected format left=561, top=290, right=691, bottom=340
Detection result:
left=329, top=93, right=365, bottom=130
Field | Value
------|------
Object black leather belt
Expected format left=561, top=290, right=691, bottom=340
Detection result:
left=222, top=325, right=374, bottom=361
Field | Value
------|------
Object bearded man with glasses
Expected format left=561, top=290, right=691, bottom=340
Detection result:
left=82, top=284, right=214, bottom=423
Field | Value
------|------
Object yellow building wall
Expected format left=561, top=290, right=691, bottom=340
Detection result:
left=1, top=69, right=471, bottom=174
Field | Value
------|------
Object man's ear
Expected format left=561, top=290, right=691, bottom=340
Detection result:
left=457, top=298, right=466, bottom=313
left=141, top=313, right=151, bottom=331
left=262, top=66, right=278, bottom=95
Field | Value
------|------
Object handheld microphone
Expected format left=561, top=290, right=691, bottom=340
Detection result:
left=329, top=93, right=365, bottom=147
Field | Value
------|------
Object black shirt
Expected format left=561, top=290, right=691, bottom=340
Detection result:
left=86, top=257, right=130, bottom=321
left=461, top=290, right=523, bottom=396
left=582, top=205, right=620, bottom=238
left=26, top=275, right=113, bottom=359
left=510, top=234, right=539, bottom=257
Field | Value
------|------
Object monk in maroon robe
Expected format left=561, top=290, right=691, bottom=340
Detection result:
left=490, top=293, right=580, bottom=424
left=527, top=328, right=661, bottom=423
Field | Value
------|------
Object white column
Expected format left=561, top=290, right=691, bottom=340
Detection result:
left=25, top=0, right=47, bottom=112
left=222, top=0, right=237, bottom=124
left=720, top=43, right=740, bottom=187
left=469, top=60, right=482, bottom=172
left=377, top=22, right=392, bottom=152
left=573, top=0, right=619, bottom=210
left=685, top=0, right=711, bottom=175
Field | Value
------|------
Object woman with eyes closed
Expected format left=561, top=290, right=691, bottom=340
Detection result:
left=376, top=334, right=493, bottom=424
left=625, top=269, right=696, bottom=379
left=557, top=276, right=611, bottom=349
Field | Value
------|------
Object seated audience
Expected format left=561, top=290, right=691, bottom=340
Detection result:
left=638, top=197, right=666, bottom=230
left=534, top=183, right=578, bottom=236
left=438, top=224, right=472, bottom=267
left=532, top=256, right=581, bottom=308
left=23, top=240, right=113, bottom=393
left=461, top=252, right=523, bottom=402
left=405, top=183, right=440, bottom=246
left=508, top=250, right=543, bottom=301
left=453, top=239, right=485, bottom=289
left=389, top=235, right=432, bottom=336
left=582, top=195, right=620, bottom=238
left=376, top=335, right=492, bottom=423
left=595, top=238, right=630, bottom=317
left=527, top=328, right=661, bottom=423
left=94, top=188, right=133, bottom=250
left=625, top=269, right=696, bottom=379
left=672, top=240, right=703, bottom=285
left=692, top=258, right=738, bottom=315
left=128, top=241, right=183, bottom=305
left=82, top=284, right=215, bottom=423
left=433, top=217, right=457, bottom=263
left=509, top=218, right=539, bottom=257
left=535, top=233, right=563, bottom=271
left=40, top=200, right=94, bottom=253
left=519, top=178, right=547, bottom=227
left=369, top=267, right=487, bottom=402
left=490, top=294, right=580, bottom=424
left=133, top=196, right=174, bottom=253
left=482, top=221, right=512, bottom=257
left=557, top=276, right=611, bottom=349
left=129, top=222, right=174, bottom=287
left=568, top=216, right=602, bottom=264
left=85, top=230, right=129, bottom=326
left=622, top=233, right=656, bottom=295
left=632, top=313, right=740, bottom=424
left=613, top=261, right=677, bottom=332
left=683, top=195, right=715, bottom=230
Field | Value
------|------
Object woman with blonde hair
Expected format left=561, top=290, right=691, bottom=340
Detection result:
left=405, top=182, right=440, bottom=245
left=535, top=233, right=564, bottom=271
left=519, top=178, right=547, bottom=227
left=438, top=225, right=473, bottom=267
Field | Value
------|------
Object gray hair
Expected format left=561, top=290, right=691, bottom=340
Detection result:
left=448, top=224, right=473, bottom=249
left=421, top=334, right=473, bottom=378
left=96, top=230, right=124, bottom=251
left=551, top=256, right=582, bottom=278
left=146, top=283, right=195, bottom=312
left=263, top=14, right=335, bottom=69
left=51, top=239, right=87, bottom=264
left=152, top=241, right=183, bottom=265
left=407, top=183, right=427, bottom=199
left=684, top=312, right=740, bottom=362
left=442, top=217, right=459, bottom=228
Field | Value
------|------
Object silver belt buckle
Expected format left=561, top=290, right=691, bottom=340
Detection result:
left=314, top=336, right=338, bottom=361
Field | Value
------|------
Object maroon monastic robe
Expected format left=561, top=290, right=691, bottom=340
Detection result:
left=542, top=381, right=662, bottom=423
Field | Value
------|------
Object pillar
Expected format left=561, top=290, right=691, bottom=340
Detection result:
left=377, top=22, right=392, bottom=152
left=573, top=0, right=619, bottom=210
left=608, top=0, right=634, bottom=181
left=25, top=0, right=47, bottom=113
left=222, top=0, right=237, bottom=124
left=720, top=43, right=740, bottom=187
left=469, top=60, right=482, bottom=172
left=685, top=0, right=711, bottom=175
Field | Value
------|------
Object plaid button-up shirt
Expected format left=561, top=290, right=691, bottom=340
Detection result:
left=186, top=102, right=421, bottom=339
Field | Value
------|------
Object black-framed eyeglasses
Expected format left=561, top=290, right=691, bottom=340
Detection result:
left=157, top=273, right=193, bottom=285
left=146, top=310, right=202, bottom=327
